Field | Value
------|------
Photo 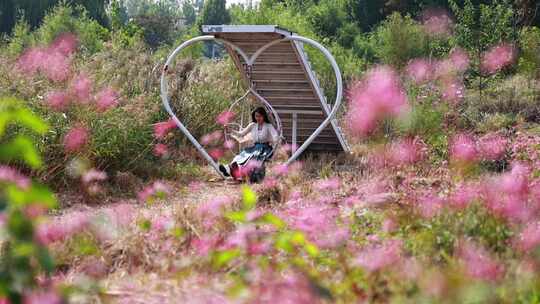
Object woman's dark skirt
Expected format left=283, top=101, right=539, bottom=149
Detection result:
left=232, top=142, right=274, bottom=166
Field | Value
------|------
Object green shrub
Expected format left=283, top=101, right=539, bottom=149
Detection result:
left=518, top=26, right=540, bottom=78
left=5, top=18, right=33, bottom=57
left=36, top=4, right=108, bottom=54
left=371, top=13, right=428, bottom=68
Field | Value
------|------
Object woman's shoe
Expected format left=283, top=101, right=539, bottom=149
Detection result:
left=219, top=164, right=230, bottom=177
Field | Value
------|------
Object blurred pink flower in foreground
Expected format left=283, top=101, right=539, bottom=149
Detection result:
left=45, top=91, right=70, bottom=111
left=478, top=133, right=507, bottom=161
left=256, top=271, right=318, bottom=304
left=0, top=166, right=31, bottom=189
left=481, top=43, right=516, bottom=74
left=223, top=139, right=235, bottom=150
left=201, top=130, right=223, bottom=146
left=355, top=239, right=403, bottom=272
left=448, top=182, right=480, bottom=210
left=450, top=133, right=478, bottom=163
left=153, top=119, right=176, bottom=139
left=406, top=59, right=433, bottom=84
left=81, top=169, right=107, bottom=184
left=138, top=181, right=171, bottom=203
left=197, top=196, right=233, bottom=228
left=192, top=235, right=220, bottom=256
left=386, top=138, right=423, bottom=165
left=417, top=191, right=444, bottom=218
left=216, top=111, right=235, bottom=126
left=36, top=211, right=90, bottom=245
left=271, top=164, right=289, bottom=176
left=516, top=222, right=540, bottom=252
left=346, top=66, right=409, bottom=137
left=23, top=289, right=62, bottom=304
left=95, top=87, right=119, bottom=112
left=421, top=8, right=453, bottom=36
left=457, top=240, right=504, bottom=281
left=382, top=217, right=398, bottom=233
left=63, top=126, right=89, bottom=153
left=153, top=143, right=169, bottom=157
left=70, top=74, right=93, bottom=103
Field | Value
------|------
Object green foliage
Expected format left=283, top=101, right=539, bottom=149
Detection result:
left=0, top=97, right=59, bottom=303
left=182, top=1, right=197, bottom=26
left=36, top=4, right=109, bottom=54
left=307, top=0, right=347, bottom=40
left=5, top=18, right=33, bottom=57
left=371, top=13, right=429, bottom=67
left=0, top=0, right=109, bottom=35
left=518, top=26, right=540, bottom=78
left=449, top=0, right=517, bottom=77
left=199, top=0, right=231, bottom=26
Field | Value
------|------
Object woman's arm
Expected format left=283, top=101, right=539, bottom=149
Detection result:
left=231, top=122, right=254, bottom=137
left=268, top=124, right=279, bottom=145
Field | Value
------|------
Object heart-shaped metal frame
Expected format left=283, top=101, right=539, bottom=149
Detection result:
left=160, top=34, right=343, bottom=178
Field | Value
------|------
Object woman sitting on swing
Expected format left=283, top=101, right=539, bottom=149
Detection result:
left=219, top=107, right=279, bottom=180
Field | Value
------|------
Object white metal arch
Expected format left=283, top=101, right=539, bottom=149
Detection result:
left=161, top=33, right=343, bottom=177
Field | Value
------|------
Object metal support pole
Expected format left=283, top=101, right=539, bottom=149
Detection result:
left=292, top=112, right=298, bottom=153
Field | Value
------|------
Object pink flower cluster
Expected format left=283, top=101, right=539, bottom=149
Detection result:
left=355, top=239, right=403, bottom=272
left=95, top=87, right=119, bottom=112
left=63, top=125, right=89, bottom=154
left=281, top=202, right=349, bottom=249
left=481, top=43, right=516, bottom=74
left=0, top=166, right=31, bottom=189
left=516, top=222, right=540, bottom=252
left=36, top=211, right=90, bottom=245
left=137, top=181, right=172, bottom=203
left=346, top=66, right=409, bottom=137
left=450, top=132, right=508, bottom=163
left=197, top=196, right=234, bottom=228
left=17, top=33, right=78, bottom=82
left=154, top=119, right=177, bottom=139
left=314, top=177, right=341, bottom=191
left=457, top=240, right=504, bottom=281
left=216, top=111, right=235, bottom=126
left=483, top=162, right=537, bottom=223
left=421, top=8, right=453, bottom=36
left=23, top=289, right=62, bottom=304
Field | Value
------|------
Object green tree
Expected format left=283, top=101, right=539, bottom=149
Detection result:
left=0, top=0, right=110, bottom=34
left=199, top=0, right=231, bottom=26
left=182, top=1, right=197, bottom=26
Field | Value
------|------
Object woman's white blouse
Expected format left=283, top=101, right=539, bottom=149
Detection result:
left=233, top=122, right=279, bottom=145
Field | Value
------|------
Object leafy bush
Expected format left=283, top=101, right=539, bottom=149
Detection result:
left=371, top=13, right=429, bottom=67
left=5, top=19, right=33, bottom=57
left=518, top=26, right=540, bottom=78
left=0, top=97, right=60, bottom=302
left=36, top=4, right=108, bottom=54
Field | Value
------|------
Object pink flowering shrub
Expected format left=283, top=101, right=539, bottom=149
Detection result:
left=63, top=125, right=89, bottom=153
left=346, top=66, right=409, bottom=137
left=481, top=43, right=516, bottom=74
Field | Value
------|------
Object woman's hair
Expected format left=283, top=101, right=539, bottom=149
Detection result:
left=251, top=107, right=271, bottom=123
